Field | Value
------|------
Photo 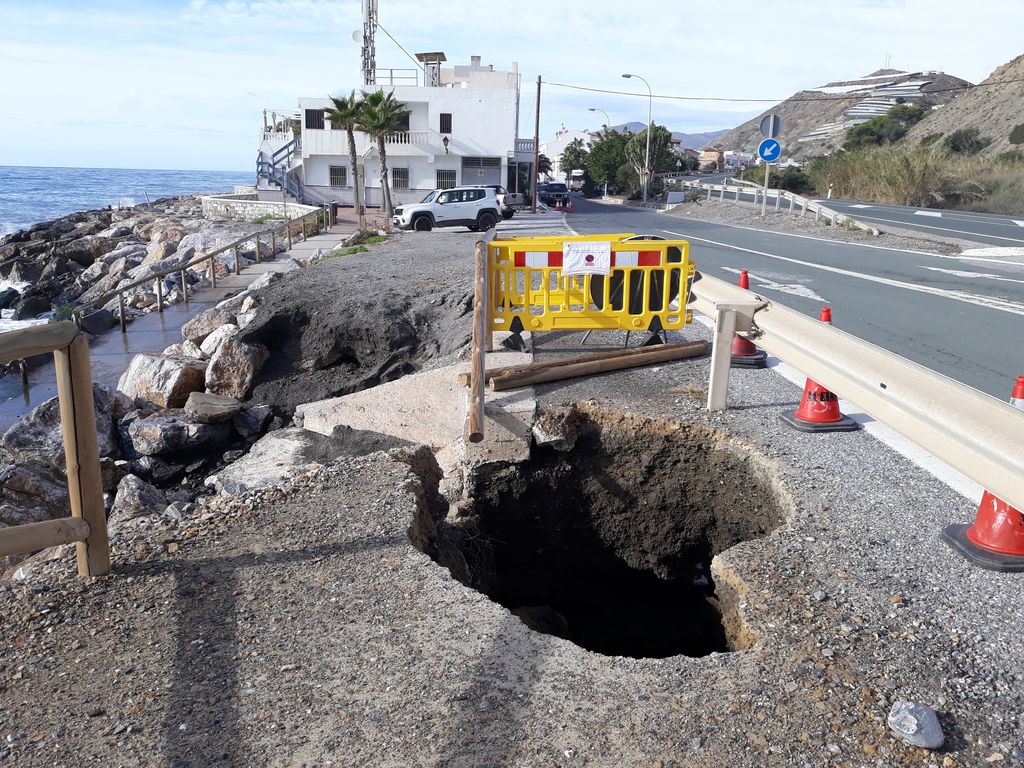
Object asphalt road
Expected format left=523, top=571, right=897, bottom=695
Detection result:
left=684, top=182, right=1024, bottom=247
left=567, top=196, right=1024, bottom=400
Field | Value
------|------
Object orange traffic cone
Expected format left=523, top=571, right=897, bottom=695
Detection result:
left=941, top=376, right=1024, bottom=571
left=730, top=270, right=767, bottom=369
left=780, top=306, right=859, bottom=432
left=554, top=199, right=562, bottom=211
left=565, top=197, right=573, bottom=213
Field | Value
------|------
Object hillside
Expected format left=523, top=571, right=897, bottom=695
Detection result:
left=904, top=54, right=1024, bottom=154
left=714, top=69, right=972, bottom=158
left=613, top=122, right=728, bottom=150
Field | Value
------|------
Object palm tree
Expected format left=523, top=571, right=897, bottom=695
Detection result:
left=355, top=90, right=410, bottom=221
left=325, top=91, right=366, bottom=230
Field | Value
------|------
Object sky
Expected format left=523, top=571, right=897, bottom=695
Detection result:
left=0, top=0, right=1022, bottom=171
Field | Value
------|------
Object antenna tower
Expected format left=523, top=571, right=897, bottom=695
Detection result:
left=362, top=0, right=378, bottom=86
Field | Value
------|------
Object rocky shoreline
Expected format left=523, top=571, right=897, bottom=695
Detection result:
left=0, top=195, right=278, bottom=334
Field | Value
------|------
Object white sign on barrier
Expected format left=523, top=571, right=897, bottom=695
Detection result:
left=563, top=241, right=612, bottom=276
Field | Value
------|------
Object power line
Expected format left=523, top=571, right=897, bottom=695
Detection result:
left=544, top=76, right=1024, bottom=105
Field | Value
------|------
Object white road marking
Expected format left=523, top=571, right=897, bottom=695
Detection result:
left=914, top=210, right=943, bottom=217
left=1015, top=221, right=1024, bottom=227
left=920, top=266, right=1024, bottom=285
left=659, top=222, right=1024, bottom=266
left=849, top=204, right=873, bottom=209
left=961, top=247, right=1024, bottom=258
left=831, top=213, right=1024, bottom=244
left=720, top=266, right=827, bottom=301
left=663, top=230, right=1024, bottom=316
left=692, top=313, right=983, bottom=503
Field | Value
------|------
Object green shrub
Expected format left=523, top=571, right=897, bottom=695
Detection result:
left=251, top=214, right=287, bottom=224
left=1009, top=123, right=1024, bottom=145
left=311, top=245, right=369, bottom=265
left=50, top=303, right=74, bottom=323
left=944, top=128, right=991, bottom=155
left=920, top=132, right=944, bottom=147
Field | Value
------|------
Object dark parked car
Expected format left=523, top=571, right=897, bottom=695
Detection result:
left=538, top=182, right=569, bottom=206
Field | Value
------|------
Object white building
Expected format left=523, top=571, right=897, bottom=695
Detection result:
left=257, top=50, right=535, bottom=207
left=723, top=150, right=753, bottom=169
left=539, top=128, right=598, bottom=182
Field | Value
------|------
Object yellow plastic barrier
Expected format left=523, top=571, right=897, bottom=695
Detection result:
left=488, top=234, right=694, bottom=334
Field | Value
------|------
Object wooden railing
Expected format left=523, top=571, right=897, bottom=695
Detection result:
left=0, top=323, right=109, bottom=576
left=73, top=208, right=326, bottom=332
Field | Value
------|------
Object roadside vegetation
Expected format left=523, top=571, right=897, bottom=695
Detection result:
left=798, top=109, right=1024, bottom=214
left=251, top=214, right=287, bottom=225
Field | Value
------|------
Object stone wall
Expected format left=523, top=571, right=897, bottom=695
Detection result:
left=200, top=194, right=320, bottom=222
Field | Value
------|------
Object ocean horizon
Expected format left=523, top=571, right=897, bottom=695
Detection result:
left=0, top=165, right=255, bottom=238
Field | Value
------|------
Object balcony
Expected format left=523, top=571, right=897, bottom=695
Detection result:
left=515, top=138, right=535, bottom=153
left=386, top=131, right=429, bottom=146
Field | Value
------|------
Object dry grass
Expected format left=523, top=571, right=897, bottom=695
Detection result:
left=807, top=146, right=1024, bottom=214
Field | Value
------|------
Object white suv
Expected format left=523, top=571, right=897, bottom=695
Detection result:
left=392, top=187, right=502, bottom=232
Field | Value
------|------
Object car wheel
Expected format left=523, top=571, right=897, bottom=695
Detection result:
left=501, top=210, right=514, bottom=220
left=467, top=225, right=480, bottom=232
left=477, top=211, right=498, bottom=230
left=412, top=216, right=432, bottom=232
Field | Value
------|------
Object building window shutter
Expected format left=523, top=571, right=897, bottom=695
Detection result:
left=440, top=113, right=452, bottom=134
left=305, top=109, right=325, bottom=130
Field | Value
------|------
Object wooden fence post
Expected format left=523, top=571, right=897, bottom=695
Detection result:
left=180, top=270, right=189, bottom=305
left=118, top=293, right=127, bottom=333
left=254, top=234, right=261, bottom=263
left=53, top=335, right=110, bottom=577
left=155, top=277, right=164, bottom=313
left=233, top=246, right=240, bottom=276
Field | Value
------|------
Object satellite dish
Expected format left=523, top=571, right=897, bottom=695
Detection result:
left=351, top=30, right=361, bottom=43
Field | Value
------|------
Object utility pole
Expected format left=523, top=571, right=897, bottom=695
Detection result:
left=531, top=75, right=541, bottom=214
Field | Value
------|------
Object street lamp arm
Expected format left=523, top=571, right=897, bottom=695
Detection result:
left=622, top=73, right=653, bottom=204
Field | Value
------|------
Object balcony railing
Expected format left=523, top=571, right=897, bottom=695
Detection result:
left=515, top=138, right=535, bottom=153
left=386, top=131, right=429, bottom=146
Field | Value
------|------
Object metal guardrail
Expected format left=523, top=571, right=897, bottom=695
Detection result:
left=72, top=208, right=326, bottom=332
left=0, top=323, right=109, bottom=576
left=681, top=180, right=880, bottom=236
left=689, top=273, right=1024, bottom=510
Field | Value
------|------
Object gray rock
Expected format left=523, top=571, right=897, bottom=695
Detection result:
left=184, top=392, right=242, bottom=424
left=77, top=308, right=115, bottom=335
left=1, top=383, right=132, bottom=466
left=117, top=353, right=207, bottom=408
left=161, top=339, right=207, bottom=360
left=205, top=339, right=269, bottom=400
left=214, top=291, right=252, bottom=314
left=127, top=413, right=233, bottom=459
left=887, top=700, right=944, bottom=749
left=204, top=427, right=344, bottom=495
left=181, top=307, right=236, bottom=345
left=11, top=293, right=51, bottom=319
left=110, top=475, right=167, bottom=524
left=130, top=455, right=186, bottom=484
left=0, top=462, right=70, bottom=517
left=0, top=287, right=20, bottom=309
left=233, top=405, right=274, bottom=438
left=198, top=323, right=239, bottom=358
left=247, top=271, right=280, bottom=291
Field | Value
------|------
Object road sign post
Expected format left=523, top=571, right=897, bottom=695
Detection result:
left=758, top=114, right=782, bottom=218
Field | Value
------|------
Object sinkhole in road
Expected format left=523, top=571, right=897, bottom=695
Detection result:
left=423, top=407, right=790, bottom=659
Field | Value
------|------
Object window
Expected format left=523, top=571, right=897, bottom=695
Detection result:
left=440, top=113, right=452, bottom=134
left=437, top=191, right=453, bottom=204
left=397, top=113, right=410, bottom=131
left=329, top=166, right=348, bottom=187
left=436, top=170, right=457, bottom=189
left=392, top=167, right=409, bottom=190
left=304, top=109, right=325, bottom=130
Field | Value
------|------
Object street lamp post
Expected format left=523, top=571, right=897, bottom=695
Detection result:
left=588, top=107, right=611, bottom=197
left=622, top=73, right=652, bottom=204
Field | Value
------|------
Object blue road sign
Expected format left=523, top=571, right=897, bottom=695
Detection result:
left=758, top=138, right=781, bottom=163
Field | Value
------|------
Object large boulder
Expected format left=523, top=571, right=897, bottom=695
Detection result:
left=205, top=340, right=269, bottom=400
left=60, top=236, right=118, bottom=267
left=181, top=307, right=236, bottom=345
left=0, top=287, right=20, bottom=309
left=109, top=474, right=167, bottom=525
left=205, top=427, right=344, bottom=495
left=117, top=353, right=207, bottom=408
left=184, top=392, right=242, bottom=424
left=127, top=412, right=233, bottom=458
left=11, top=293, right=51, bottom=320
left=162, top=339, right=206, bottom=360
left=1, top=383, right=133, bottom=466
left=199, top=323, right=239, bottom=357
left=77, top=308, right=115, bottom=335
left=0, top=462, right=71, bottom=516
left=142, top=240, right=178, bottom=266
left=233, top=404, right=274, bottom=438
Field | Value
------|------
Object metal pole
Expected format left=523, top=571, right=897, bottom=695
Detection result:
left=531, top=75, right=541, bottom=214
left=255, top=234, right=261, bottom=263
left=155, top=278, right=163, bottom=313
left=180, top=270, right=188, bottom=305
left=623, top=73, right=652, bottom=205
left=789, top=195, right=795, bottom=214
left=775, top=190, right=781, bottom=211
left=233, top=246, right=240, bottom=275
left=118, top=293, right=126, bottom=333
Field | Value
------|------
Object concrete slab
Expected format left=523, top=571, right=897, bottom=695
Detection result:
left=296, top=335, right=535, bottom=475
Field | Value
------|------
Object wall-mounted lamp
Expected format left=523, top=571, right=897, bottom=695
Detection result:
left=442, top=135, right=450, bottom=154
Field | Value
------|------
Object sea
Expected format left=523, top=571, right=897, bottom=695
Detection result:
left=0, top=165, right=253, bottom=331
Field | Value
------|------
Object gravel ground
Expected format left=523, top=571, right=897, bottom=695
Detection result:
left=663, top=196, right=971, bottom=254
left=2, top=223, right=1022, bottom=767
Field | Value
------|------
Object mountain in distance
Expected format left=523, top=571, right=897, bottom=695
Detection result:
left=712, top=69, right=972, bottom=157
left=903, top=53, right=1024, bottom=155
left=610, top=122, right=729, bottom=149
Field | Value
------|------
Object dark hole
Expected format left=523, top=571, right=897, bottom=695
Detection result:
left=419, top=407, right=788, bottom=659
